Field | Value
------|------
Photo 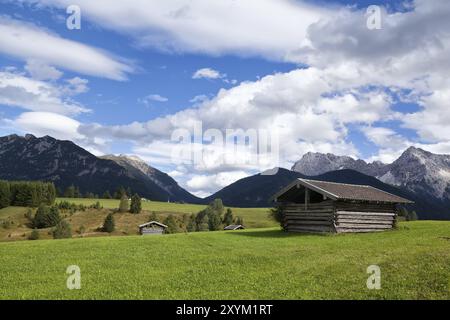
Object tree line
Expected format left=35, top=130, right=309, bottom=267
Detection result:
left=0, top=180, right=56, bottom=209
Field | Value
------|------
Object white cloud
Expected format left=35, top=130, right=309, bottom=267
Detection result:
left=63, top=77, right=89, bottom=95
left=20, top=0, right=330, bottom=62
left=186, top=171, right=248, bottom=196
left=14, top=111, right=82, bottom=140
left=0, top=70, right=90, bottom=115
left=13, top=111, right=107, bottom=155
left=138, top=94, right=169, bottom=107
left=0, top=16, right=133, bottom=80
left=25, top=59, right=63, bottom=81
left=192, top=68, right=225, bottom=80
left=145, top=94, right=168, bottom=102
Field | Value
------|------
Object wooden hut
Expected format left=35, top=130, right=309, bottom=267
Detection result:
left=138, top=221, right=168, bottom=235
left=271, top=178, right=413, bottom=233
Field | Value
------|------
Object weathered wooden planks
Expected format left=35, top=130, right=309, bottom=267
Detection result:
left=281, top=199, right=397, bottom=234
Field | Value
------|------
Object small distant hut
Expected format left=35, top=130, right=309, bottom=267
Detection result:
left=224, top=225, right=245, bottom=231
left=138, top=221, right=168, bottom=235
left=271, top=178, right=413, bottom=233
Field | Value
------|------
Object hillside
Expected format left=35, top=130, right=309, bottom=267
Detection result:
left=1, top=221, right=449, bottom=299
left=0, top=198, right=274, bottom=242
left=101, top=155, right=201, bottom=204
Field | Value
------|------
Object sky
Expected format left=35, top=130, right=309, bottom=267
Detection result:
left=0, top=0, right=449, bottom=197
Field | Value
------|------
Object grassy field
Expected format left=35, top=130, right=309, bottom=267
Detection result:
left=0, top=221, right=449, bottom=299
left=0, top=199, right=276, bottom=242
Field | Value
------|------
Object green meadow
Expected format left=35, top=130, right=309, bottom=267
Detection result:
left=0, top=221, right=449, bottom=299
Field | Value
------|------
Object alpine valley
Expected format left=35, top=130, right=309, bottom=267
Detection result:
left=1, top=134, right=449, bottom=220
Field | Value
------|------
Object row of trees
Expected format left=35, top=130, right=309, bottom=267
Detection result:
left=161, top=199, right=243, bottom=234
left=0, top=180, right=56, bottom=209
left=63, top=185, right=132, bottom=200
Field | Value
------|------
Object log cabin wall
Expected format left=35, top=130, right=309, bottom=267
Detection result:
left=333, top=201, right=397, bottom=233
left=282, top=200, right=336, bottom=233
left=282, top=200, right=397, bottom=234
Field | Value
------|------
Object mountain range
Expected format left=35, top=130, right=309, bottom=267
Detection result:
left=291, top=147, right=450, bottom=216
left=0, top=134, right=449, bottom=220
left=0, top=134, right=201, bottom=203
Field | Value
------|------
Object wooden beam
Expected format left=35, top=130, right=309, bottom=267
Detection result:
left=305, top=188, right=309, bottom=210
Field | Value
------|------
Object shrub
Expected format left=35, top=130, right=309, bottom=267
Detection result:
left=53, top=221, right=72, bottom=239
left=269, top=206, right=285, bottom=230
left=163, top=215, right=180, bottom=234
left=28, top=229, right=39, bottom=240
left=103, top=213, right=115, bottom=233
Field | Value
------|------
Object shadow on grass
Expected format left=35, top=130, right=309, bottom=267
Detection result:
left=227, top=229, right=332, bottom=238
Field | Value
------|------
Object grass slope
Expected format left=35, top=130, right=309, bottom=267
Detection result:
left=1, top=221, right=449, bottom=299
left=57, top=198, right=275, bottom=228
left=0, top=199, right=275, bottom=242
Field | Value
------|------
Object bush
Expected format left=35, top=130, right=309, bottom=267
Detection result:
left=118, top=195, right=129, bottom=213
left=53, top=220, right=72, bottom=239
left=406, top=210, right=418, bottom=221
left=269, top=206, right=285, bottom=230
left=28, top=229, right=39, bottom=240
left=163, top=215, right=180, bottom=234
left=103, top=213, right=115, bottom=233
left=130, top=194, right=142, bottom=214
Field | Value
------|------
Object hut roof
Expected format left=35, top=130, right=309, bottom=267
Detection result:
left=273, top=178, right=413, bottom=204
left=138, top=221, right=168, bottom=229
left=224, top=225, right=245, bottom=230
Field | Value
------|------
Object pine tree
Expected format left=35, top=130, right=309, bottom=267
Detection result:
left=46, top=183, right=56, bottom=205
left=223, top=208, right=234, bottom=226
left=130, top=194, right=142, bottom=214
left=114, top=186, right=127, bottom=199
left=407, top=210, right=418, bottom=221
left=33, top=205, right=50, bottom=229
left=207, top=209, right=222, bottom=231
left=64, top=185, right=76, bottom=198
left=163, top=215, right=180, bottom=234
left=46, top=206, right=61, bottom=227
left=187, top=214, right=197, bottom=232
left=53, top=220, right=72, bottom=239
left=0, top=181, right=11, bottom=209
left=118, top=195, right=129, bottom=212
left=197, top=214, right=210, bottom=232
left=102, top=191, right=112, bottom=199
left=149, top=211, right=158, bottom=222
left=103, top=213, right=115, bottom=233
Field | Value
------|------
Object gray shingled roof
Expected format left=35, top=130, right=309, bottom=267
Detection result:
left=273, top=178, right=413, bottom=204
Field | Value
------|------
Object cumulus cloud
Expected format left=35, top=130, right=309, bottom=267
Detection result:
left=0, top=70, right=90, bottom=115
left=25, top=59, right=63, bottom=81
left=192, top=68, right=225, bottom=80
left=0, top=16, right=133, bottom=80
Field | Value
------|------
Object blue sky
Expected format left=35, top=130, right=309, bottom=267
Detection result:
left=0, top=0, right=448, bottom=196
